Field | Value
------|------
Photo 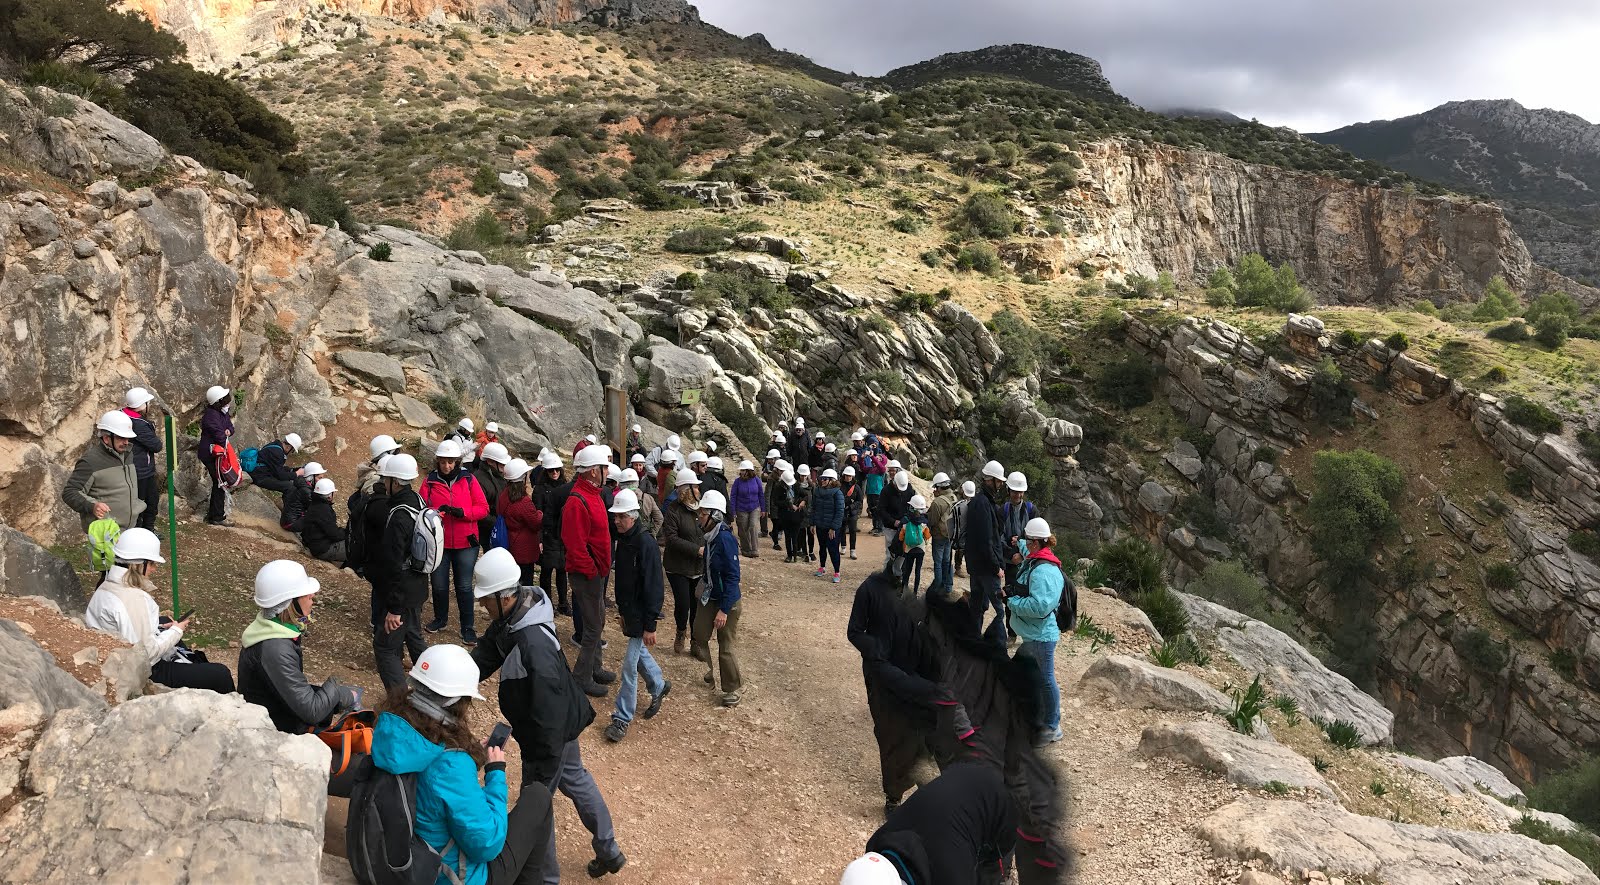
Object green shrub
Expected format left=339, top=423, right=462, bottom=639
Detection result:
left=691, top=269, right=782, bottom=313
left=1043, top=160, right=1079, bottom=190
left=1335, top=329, right=1369, bottom=349
left=1308, top=449, right=1404, bottom=579
left=1263, top=780, right=1290, bottom=796
left=1481, top=366, right=1509, bottom=384
left=1412, top=300, right=1438, bottom=317
left=1472, top=276, right=1521, bottom=320
left=1506, top=468, right=1534, bottom=497
left=1551, top=648, right=1579, bottom=680
left=665, top=225, right=735, bottom=254
left=1458, top=627, right=1509, bottom=673
left=1224, top=675, right=1267, bottom=734
left=1271, top=695, right=1301, bottom=726
left=1526, top=291, right=1581, bottom=326
left=1384, top=331, right=1411, bottom=352
left=985, top=309, right=1064, bottom=376
left=1510, top=816, right=1600, bottom=878
left=1232, top=253, right=1312, bottom=313
left=1136, top=586, right=1191, bottom=640
left=426, top=392, right=464, bottom=424
left=707, top=389, right=769, bottom=455
left=955, top=242, right=1001, bottom=274
left=1073, top=616, right=1116, bottom=652
left=1582, top=430, right=1600, bottom=464
left=470, top=164, right=500, bottom=196
left=1252, top=445, right=1279, bottom=464
left=1180, top=426, right=1214, bottom=458
left=1151, top=634, right=1208, bottom=668
left=1484, top=561, right=1518, bottom=590
left=1308, top=357, right=1355, bottom=423
left=773, top=178, right=825, bottom=202
left=1189, top=562, right=1276, bottom=623
left=367, top=243, right=392, bottom=261
left=1486, top=321, right=1531, bottom=342
left=1204, top=267, right=1236, bottom=307
left=0, top=0, right=183, bottom=74
left=1094, top=356, right=1156, bottom=409
left=1324, top=719, right=1362, bottom=749
left=445, top=210, right=505, bottom=251
left=987, top=427, right=1056, bottom=507
left=1536, top=314, right=1571, bottom=349
left=957, top=192, right=1017, bottom=239
left=1503, top=396, right=1563, bottom=434
left=890, top=214, right=924, bottom=234
left=1528, top=756, right=1600, bottom=833
left=1572, top=531, right=1600, bottom=558
left=1099, top=536, right=1163, bottom=596
left=1369, top=780, right=1388, bottom=797
left=673, top=271, right=700, bottom=290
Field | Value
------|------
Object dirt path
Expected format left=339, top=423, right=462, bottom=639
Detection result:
left=135, top=523, right=1259, bottom=883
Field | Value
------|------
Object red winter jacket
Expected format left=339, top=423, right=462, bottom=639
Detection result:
left=497, top=486, right=543, bottom=566
left=420, top=469, right=489, bottom=550
left=561, top=476, right=611, bottom=579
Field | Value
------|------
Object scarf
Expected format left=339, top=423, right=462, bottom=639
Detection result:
left=698, top=520, right=725, bottom=605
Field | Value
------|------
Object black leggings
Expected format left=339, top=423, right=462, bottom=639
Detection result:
left=519, top=562, right=536, bottom=586
left=667, top=572, right=696, bottom=633
left=784, top=520, right=803, bottom=558
left=151, top=651, right=235, bottom=693
left=540, top=552, right=567, bottom=609
left=137, top=474, right=160, bottom=530
left=843, top=514, right=858, bottom=552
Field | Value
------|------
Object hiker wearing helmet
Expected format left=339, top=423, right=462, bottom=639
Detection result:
left=604, top=490, right=672, bottom=743
left=795, top=464, right=816, bottom=563
left=808, top=432, right=830, bottom=475
left=896, top=495, right=931, bottom=595
left=839, top=763, right=1016, bottom=885
left=625, top=423, right=645, bottom=462
left=371, top=454, right=430, bottom=691
left=761, top=449, right=782, bottom=547
left=967, top=461, right=1013, bottom=641
left=840, top=465, right=864, bottom=561
left=473, top=420, right=502, bottom=462
left=619, top=468, right=662, bottom=538
left=951, top=482, right=975, bottom=580
left=660, top=466, right=704, bottom=654
left=652, top=447, right=679, bottom=506
left=422, top=438, right=490, bottom=644
left=370, top=643, right=554, bottom=885
left=496, top=459, right=544, bottom=585
left=250, top=432, right=304, bottom=496
left=812, top=468, right=846, bottom=583
left=1001, top=471, right=1038, bottom=587
left=278, top=461, right=325, bottom=537
left=730, top=460, right=765, bottom=558
left=533, top=452, right=571, bottom=617
left=447, top=418, right=477, bottom=465
left=122, top=388, right=163, bottom=531
left=470, top=549, right=627, bottom=881
left=1007, top=517, right=1071, bottom=746
left=691, top=490, right=743, bottom=707
left=63, top=409, right=143, bottom=537
left=299, top=477, right=346, bottom=566
left=238, top=560, right=358, bottom=733
left=787, top=418, right=809, bottom=470
left=700, top=455, right=729, bottom=517
left=86, top=528, right=234, bottom=693
left=357, top=434, right=402, bottom=499
left=195, top=385, right=235, bottom=524
left=564, top=444, right=615, bottom=696
left=926, top=474, right=957, bottom=597
left=472, top=441, right=513, bottom=553
left=878, top=465, right=913, bottom=567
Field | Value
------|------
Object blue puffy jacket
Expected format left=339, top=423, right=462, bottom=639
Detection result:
left=371, top=712, right=507, bottom=885
left=810, top=485, right=846, bottom=532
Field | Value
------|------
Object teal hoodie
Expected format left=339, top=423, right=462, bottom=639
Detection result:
left=371, top=712, right=507, bottom=885
left=1008, top=548, right=1064, bottom=643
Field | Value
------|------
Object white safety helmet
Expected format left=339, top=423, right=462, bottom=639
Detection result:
left=982, top=460, right=1006, bottom=481
left=962, top=480, right=976, bottom=498
left=666, top=434, right=682, bottom=451
left=795, top=417, right=805, bottom=428
left=254, top=559, right=320, bottom=611
left=699, top=490, right=727, bottom=515
left=675, top=467, right=701, bottom=486
left=609, top=488, right=641, bottom=514
left=887, top=459, right=902, bottom=470
left=1024, top=517, right=1052, bottom=540
left=773, top=431, right=785, bottom=443
left=410, top=643, right=485, bottom=701
left=815, top=431, right=825, bottom=440
left=708, top=456, right=724, bottom=471
left=124, top=387, right=156, bottom=410
left=606, top=464, right=623, bottom=483
left=894, top=471, right=909, bottom=490
left=301, top=461, right=326, bottom=477
left=485, top=422, right=499, bottom=435
left=843, top=466, right=857, bottom=478
left=855, top=427, right=868, bottom=437
left=797, top=464, right=811, bottom=477
left=205, top=385, right=230, bottom=405
left=824, top=443, right=836, bottom=454
left=775, top=459, right=792, bottom=473
left=95, top=410, right=136, bottom=439
left=458, top=418, right=475, bottom=434
left=766, top=449, right=781, bottom=460
left=840, top=852, right=902, bottom=885
left=631, top=423, right=642, bottom=434
left=660, top=450, right=680, bottom=466
left=480, top=442, right=510, bottom=465
left=630, top=454, right=646, bottom=467
left=821, top=468, right=838, bottom=480
left=1007, top=471, right=1028, bottom=492
left=909, top=494, right=928, bottom=512
left=284, top=433, right=303, bottom=452
left=503, top=458, right=532, bottom=482
left=574, top=445, right=610, bottom=469
left=435, top=439, right=465, bottom=460
left=314, top=478, right=336, bottom=496
left=620, top=468, right=639, bottom=484
left=381, top=453, right=420, bottom=480
left=540, top=452, right=563, bottom=471
left=782, top=470, right=796, bottom=486
left=706, top=440, right=718, bottom=453
left=689, top=451, right=709, bottom=466
left=932, top=472, right=950, bottom=488
left=738, top=460, right=755, bottom=472
left=473, top=547, right=521, bottom=598
left=585, top=434, right=598, bottom=444
left=369, top=434, right=400, bottom=459
left=112, top=527, right=165, bottom=564
left=851, top=430, right=865, bottom=442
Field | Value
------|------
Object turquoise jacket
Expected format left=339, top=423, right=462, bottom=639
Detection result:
left=1008, top=548, right=1064, bottom=643
left=371, top=712, right=507, bottom=885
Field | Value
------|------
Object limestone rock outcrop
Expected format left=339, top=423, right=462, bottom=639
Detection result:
left=1138, top=721, right=1334, bottom=797
left=0, top=520, right=83, bottom=614
left=0, top=84, right=164, bottom=184
left=1078, top=655, right=1230, bottom=714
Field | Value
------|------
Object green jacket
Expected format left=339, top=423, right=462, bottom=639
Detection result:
left=62, top=439, right=143, bottom=532
left=927, top=491, right=956, bottom=541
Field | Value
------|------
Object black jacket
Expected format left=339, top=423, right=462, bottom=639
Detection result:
left=807, top=445, right=829, bottom=474
left=374, top=488, right=429, bottom=614
left=864, top=762, right=1017, bottom=885
left=964, top=490, right=1008, bottom=574
left=700, top=469, right=729, bottom=508
left=613, top=521, right=664, bottom=636
left=472, top=590, right=595, bottom=786
left=300, top=495, right=343, bottom=557
left=787, top=428, right=809, bottom=468
left=251, top=440, right=295, bottom=494
left=848, top=572, right=950, bottom=710
left=129, top=413, right=162, bottom=479
left=534, top=477, right=571, bottom=565
left=880, top=482, right=913, bottom=531
left=238, top=631, right=356, bottom=733
left=472, top=461, right=509, bottom=542
left=841, top=479, right=864, bottom=523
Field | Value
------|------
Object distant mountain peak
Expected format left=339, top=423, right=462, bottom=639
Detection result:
left=883, top=43, right=1127, bottom=104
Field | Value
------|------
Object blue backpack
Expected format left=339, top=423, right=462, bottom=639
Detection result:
left=490, top=515, right=510, bottom=550
left=238, top=447, right=261, bottom=474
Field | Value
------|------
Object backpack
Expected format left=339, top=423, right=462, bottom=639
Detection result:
left=346, top=755, right=465, bottom=885
left=949, top=500, right=969, bottom=544
left=346, top=491, right=373, bottom=570
left=902, top=520, right=925, bottom=548
left=238, top=446, right=261, bottom=475
left=1056, top=577, right=1079, bottom=633
left=88, top=518, right=122, bottom=571
left=387, top=504, right=445, bottom=574
left=281, top=482, right=309, bottom=533
left=211, top=443, right=242, bottom=488
left=490, top=515, right=509, bottom=550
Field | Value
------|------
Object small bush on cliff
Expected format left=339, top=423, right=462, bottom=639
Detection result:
left=955, top=192, right=1017, bottom=239
left=1098, top=537, right=1164, bottom=596
left=1323, top=719, right=1363, bottom=750
left=1528, top=756, right=1600, bottom=833
left=367, top=243, right=392, bottom=262
left=1308, top=358, right=1355, bottom=425
left=1472, top=276, right=1521, bottom=321
left=665, top=225, right=735, bottom=254
left=1484, top=561, right=1518, bottom=590
left=1189, top=562, right=1278, bottom=624
left=1510, top=817, right=1600, bottom=877
left=1573, top=531, right=1600, bottom=559
left=1487, top=321, right=1531, bottom=342
left=1503, top=396, right=1563, bottom=434
left=1536, top=314, right=1571, bottom=349
left=1308, top=449, right=1404, bottom=579
left=1457, top=627, right=1509, bottom=674
left=1231, top=253, right=1312, bottom=313
left=1094, top=356, right=1156, bottom=410
left=707, top=390, right=769, bottom=456
left=1384, top=332, right=1411, bottom=352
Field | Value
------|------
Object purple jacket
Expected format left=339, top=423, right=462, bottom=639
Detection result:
left=196, top=405, right=233, bottom=463
left=730, top=475, right=765, bottom=514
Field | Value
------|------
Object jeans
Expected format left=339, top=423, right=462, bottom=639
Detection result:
left=691, top=599, right=742, bottom=694
left=971, top=571, right=1008, bottom=640
left=612, top=635, right=667, bottom=725
left=430, top=546, right=479, bottom=634
left=666, top=573, right=696, bottom=634
left=1018, top=639, right=1061, bottom=734
left=537, top=740, right=621, bottom=884
left=735, top=510, right=760, bottom=556
left=571, top=573, right=607, bottom=684
left=932, top=539, right=953, bottom=593
left=819, top=528, right=841, bottom=573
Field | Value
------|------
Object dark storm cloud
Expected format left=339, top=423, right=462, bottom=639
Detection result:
left=692, top=0, right=1600, bottom=130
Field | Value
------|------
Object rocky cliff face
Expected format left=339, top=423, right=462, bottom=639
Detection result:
left=119, top=0, right=699, bottom=68
left=1053, top=140, right=1590, bottom=307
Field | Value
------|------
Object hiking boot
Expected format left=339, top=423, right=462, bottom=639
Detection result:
left=644, top=680, right=671, bottom=719
left=719, top=691, right=740, bottom=708
left=594, top=668, right=617, bottom=685
left=423, top=619, right=447, bottom=633
left=673, top=630, right=686, bottom=655
left=586, top=851, right=626, bottom=878
left=579, top=680, right=608, bottom=698
left=703, top=670, right=715, bottom=685
left=884, top=795, right=902, bottom=818
left=603, top=720, right=628, bottom=743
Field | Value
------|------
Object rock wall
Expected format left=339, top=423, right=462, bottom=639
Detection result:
left=1058, top=140, right=1599, bottom=307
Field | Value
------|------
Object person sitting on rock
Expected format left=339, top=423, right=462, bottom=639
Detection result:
left=839, top=763, right=1017, bottom=885
left=85, top=528, right=234, bottom=694
left=473, top=420, right=503, bottom=463
left=238, top=559, right=359, bottom=733
left=371, top=643, right=553, bottom=885
left=279, top=461, right=326, bottom=535
left=62, top=410, right=143, bottom=540
left=299, top=477, right=346, bottom=566
left=625, top=423, right=646, bottom=463
left=250, top=432, right=304, bottom=496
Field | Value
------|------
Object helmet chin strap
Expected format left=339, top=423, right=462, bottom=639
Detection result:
left=406, top=682, right=460, bottom=727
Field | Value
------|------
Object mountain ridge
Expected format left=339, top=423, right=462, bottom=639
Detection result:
left=883, top=43, right=1128, bottom=105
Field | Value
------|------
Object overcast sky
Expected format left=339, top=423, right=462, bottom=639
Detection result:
left=692, top=0, right=1600, bottom=132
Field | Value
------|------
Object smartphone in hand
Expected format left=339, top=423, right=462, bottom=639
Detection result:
left=487, top=722, right=513, bottom=749
left=175, top=608, right=197, bottom=623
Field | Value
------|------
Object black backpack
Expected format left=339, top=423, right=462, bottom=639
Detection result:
left=1009, top=561, right=1078, bottom=633
left=346, top=490, right=373, bottom=571
left=346, top=755, right=465, bottom=885
left=281, top=481, right=310, bottom=532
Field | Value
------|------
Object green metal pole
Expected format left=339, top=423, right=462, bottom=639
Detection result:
left=164, top=413, right=180, bottom=614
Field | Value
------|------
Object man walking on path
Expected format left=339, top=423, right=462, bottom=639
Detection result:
left=370, top=454, right=429, bottom=691
left=603, top=489, right=671, bottom=743
left=564, top=444, right=615, bottom=696
left=926, top=474, right=956, bottom=596
left=122, top=388, right=163, bottom=531
left=731, top=460, right=765, bottom=558
left=966, top=461, right=1012, bottom=640
left=691, top=490, right=743, bottom=707
left=63, top=410, right=143, bottom=535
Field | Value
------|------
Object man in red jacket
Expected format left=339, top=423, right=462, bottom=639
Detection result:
left=421, top=439, right=490, bottom=644
left=565, top=444, right=615, bottom=696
